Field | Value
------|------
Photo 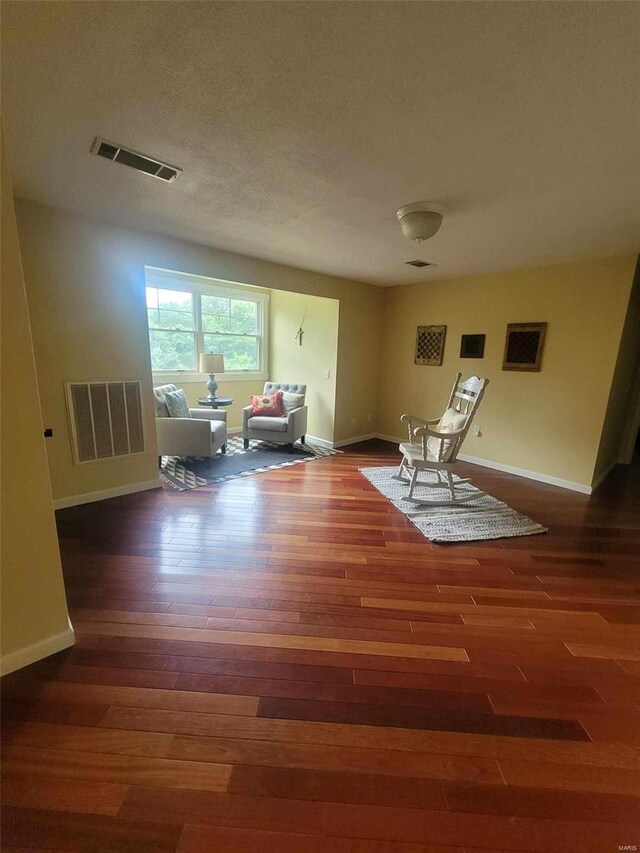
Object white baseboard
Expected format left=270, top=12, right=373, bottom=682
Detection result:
left=366, top=435, right=593, bottom=495
left=334, top=432, right=378, bottom=449
left=377, top=433, right=404, bottom=444
left=457, top=453, right=592, bottom=494
left=0, top=625, right=75, bottom=676
left=53, top=478, right=162, bottom=510
left=51, top=440, right=596, bottom=507
left=590, top=460, right=618, bottom=492
left=305, top=434, right=335, bottom=449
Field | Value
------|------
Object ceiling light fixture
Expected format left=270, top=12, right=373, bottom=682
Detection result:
left=396, top=202, right=443, bottom=243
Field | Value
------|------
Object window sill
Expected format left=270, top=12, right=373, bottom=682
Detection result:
left=152, top=371, right=267, bottom=385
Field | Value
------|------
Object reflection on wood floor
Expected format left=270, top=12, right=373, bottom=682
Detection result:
left=2, top=440, right=639, bottom=852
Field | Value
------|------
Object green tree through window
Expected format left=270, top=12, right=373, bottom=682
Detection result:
left=146, top=287, right=196, bottom=370
left=146, top=285, right=263, bottom=372
left=201, top=294, right=258, bottom=370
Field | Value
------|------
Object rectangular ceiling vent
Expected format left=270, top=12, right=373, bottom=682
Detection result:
left=91, top=138, right=182, bottom=182
left=405, top=260, right=435, bottom=268
left=65, top=380, right=145, bottom=465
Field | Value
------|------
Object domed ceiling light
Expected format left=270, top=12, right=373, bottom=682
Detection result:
left=396, top=202, right=443, bottom=243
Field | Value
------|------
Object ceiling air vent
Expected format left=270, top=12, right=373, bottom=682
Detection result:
left=405, top=260, right=435, bottom=268
left=91, top=138, right=182, bottom=182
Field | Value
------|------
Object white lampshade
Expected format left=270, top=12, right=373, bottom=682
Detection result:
left=199, top=353, right=225, bottom=374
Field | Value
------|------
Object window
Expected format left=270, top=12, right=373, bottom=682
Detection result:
left=145, top=269, right=268, bottom=380
left=146, top=287, right=197, bottom=371
left=201, top=294, right=259, bottom=371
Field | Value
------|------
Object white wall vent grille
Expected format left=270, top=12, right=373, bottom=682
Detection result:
left=65, top=381, right=145, bottom=464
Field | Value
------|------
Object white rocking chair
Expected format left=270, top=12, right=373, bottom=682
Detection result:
left=395, top=373, right=489, bottom=506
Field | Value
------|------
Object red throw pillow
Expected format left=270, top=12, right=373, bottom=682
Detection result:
left=250, top=391, right=284, bottom=417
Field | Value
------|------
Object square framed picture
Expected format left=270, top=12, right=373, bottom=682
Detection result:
left=460, top=334, right=485, bottom=359
left=503, top=322, right=547, bottom=371
left=415, top=325, right=446, bottom=366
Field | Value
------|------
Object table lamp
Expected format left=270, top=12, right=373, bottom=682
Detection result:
left=199, top=353, right=225, bottom=399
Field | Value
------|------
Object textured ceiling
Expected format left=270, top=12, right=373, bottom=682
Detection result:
left=2, top=1, right=639, bottom=286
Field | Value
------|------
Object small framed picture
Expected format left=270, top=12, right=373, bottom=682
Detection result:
left=503, top=322, right=547, bottom=371
left=460, top=334, right=485, bottom=359
left=415, top=325, right=446, bottom=366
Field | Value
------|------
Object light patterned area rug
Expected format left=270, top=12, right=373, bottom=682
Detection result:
left=360, top=466, right=548, bottom=543
left=161, top=436, right=338, bottom=491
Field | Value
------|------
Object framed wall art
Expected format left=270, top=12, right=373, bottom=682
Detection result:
left=502, top=322, right=547, bottom=371
left=460, top=334, right=485, bottom=359
left=415, top=325, right=446, bottom=366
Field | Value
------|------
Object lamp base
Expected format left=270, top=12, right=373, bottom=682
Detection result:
left=206, top=375, right=218, bottom=399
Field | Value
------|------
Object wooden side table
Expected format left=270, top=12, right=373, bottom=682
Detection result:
left=197, top=397, right=233, bottom=409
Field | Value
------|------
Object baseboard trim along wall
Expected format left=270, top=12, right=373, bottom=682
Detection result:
left=53, top=478, right=162, bottom=510
left=0, top=625, right=75, bottom=677
left=334, top=432, right=378, bottom=449
left=52, top=438, right=598, bottom=507
left=305, top=434, right=334, bottom=449
left=376, top=433, right=406, bottom=445
left=375, top=434, right=593, bottom=494
left=457, top=453, right=593, bottom=495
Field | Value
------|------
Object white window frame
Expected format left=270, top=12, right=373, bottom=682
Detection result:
left=145, top=267, right=269, bottom=384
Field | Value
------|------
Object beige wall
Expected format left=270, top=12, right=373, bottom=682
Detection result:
left=379, top=255, right=638, bottom=489
left=1, top=140, right=73, bottom=672
left=14, top=195, right=636, bottom=501
left=594, top=259, right=640, bottom=480
left=15, top=200, right=384, bottom=500
left=15, top=203, right=162, bottom=501
left=269, top=289, right=339, bottom=442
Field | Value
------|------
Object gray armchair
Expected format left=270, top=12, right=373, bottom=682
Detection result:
left=153, top=384, right=227, bottom=459
left=242, top=382, right=308, bottom=451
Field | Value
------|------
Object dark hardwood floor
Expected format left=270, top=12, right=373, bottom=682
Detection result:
left=2, top=439, right=639, bottom=852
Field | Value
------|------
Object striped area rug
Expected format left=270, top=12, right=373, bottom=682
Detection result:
left=161, top=436, right=338, bottom=491
left=360, top=465, right=548, bottom=543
